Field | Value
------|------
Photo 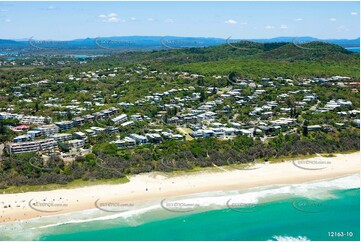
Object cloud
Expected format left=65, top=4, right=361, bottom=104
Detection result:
left=147, top=18, right=155, bottom=22
left=225, top=19, right=237, bottom=24
left=294, top=18, right=303, bottom=21
left=265, top=25, right=275, bottom=29
left=0, top=9, right=8, bottom=12
left=351, top=12, right=358, bottom=15
left=107, top=13, right=117, bottom=18
left=98, top=13, right=124, bottom=23
left=130, top=17, right=136, bottom=21
left=106, top=17, right=124, bottom=23
left=4, top=18, right=11, bottom=23
left=280, top=25, right=288, bottom=29
left=98, top=13, right=117, bottom=18
left=47, top=6, right=57, bottom=10
left=329, top=18, right=337, bottom=21
left=165, top=18, right=174, bottom=23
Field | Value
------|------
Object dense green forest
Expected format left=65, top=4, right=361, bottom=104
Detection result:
left=92, top=41, right=360, bottom=78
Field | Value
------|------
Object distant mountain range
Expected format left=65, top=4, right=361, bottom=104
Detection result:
left=0, top=36, right=359, bottom=54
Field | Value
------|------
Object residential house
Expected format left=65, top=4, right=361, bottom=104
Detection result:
left=21, top=115, right=51, bottom=125
left=121, top=121, right=135, bottom=127
left=49, top=133, right=72, bottom=142
left=115, top=137, right=136, bottom=148
left=27, top=130, right=42, bottom=139
left=111, top=114, right=127, bottom=124
left=72, top=117, right=85, bottom=126
left=73, top=131, right=88, bottom=140
left=145, top=133, right=162, bottom=143
left=55, top=121, right=74, bottom=131
left=308, top=125, right=322, bottom=131
left=12, top=135, right=31, bottom=143
left=129, top=134, right=148, bottom=144
left=34, top=124, right=59, bottom=136
left=66, top=139, right=85, bottom=149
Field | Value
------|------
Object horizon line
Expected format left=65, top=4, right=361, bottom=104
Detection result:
left=4, top=35, right=361, bottom=42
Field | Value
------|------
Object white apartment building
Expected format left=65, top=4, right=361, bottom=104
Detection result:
left=49, top=133, right=72, bottom=142
left=34, top=124, right=60, bottom=136
left=111, top=114, right=127, bottom=124
left=66, top=139, right=85, bottom=149
left=20, top=115, right=52, bottom=125
left=6, top=138, right=57, bottom=154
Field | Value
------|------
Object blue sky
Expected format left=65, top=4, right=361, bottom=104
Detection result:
left=0, top=1, right=359, bottom=40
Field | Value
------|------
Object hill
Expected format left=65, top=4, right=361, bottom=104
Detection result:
left=99, top=40, right=358, bottom=64
left=95, top=40, right=359, bottom=79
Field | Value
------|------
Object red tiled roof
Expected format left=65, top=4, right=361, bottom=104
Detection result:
left=13, top=125, right=30, bottom=129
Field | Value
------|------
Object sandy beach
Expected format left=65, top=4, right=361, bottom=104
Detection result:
left=0, top=152, right=359, bottom=224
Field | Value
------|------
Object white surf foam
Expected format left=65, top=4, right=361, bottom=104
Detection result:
left=0, top=174, right=359, bottom=240
left=271, top=235, right=310, bottom=241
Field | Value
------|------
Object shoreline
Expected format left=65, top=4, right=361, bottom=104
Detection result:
left=0, top=152, right=359, bottom=224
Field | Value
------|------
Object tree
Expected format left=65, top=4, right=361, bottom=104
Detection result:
left=302, top=119, right=309, bottom=137
left=200, top=89, right=206, bottom=102
left=59, top=143, right=70, bottom=152
left=228, top=72, right=238, bottom=85
left=197, top=77, right=204, bottom=86
left=212, top=87, right=217, bottom=95
left=286, top=96, right=295, bottom=108
left=66, top=111, right=73, bottom=120
left=0, top=122, right=6, bottom=135
left=35, top=101, right=40, bottom=112
left=290, top=107, right=298, bottom=118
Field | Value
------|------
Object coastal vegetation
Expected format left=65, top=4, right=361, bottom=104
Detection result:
left=0, top=130, right=359, bottom=189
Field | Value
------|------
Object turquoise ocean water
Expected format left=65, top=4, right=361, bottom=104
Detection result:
left=0, top=175, right=359, bottom=241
